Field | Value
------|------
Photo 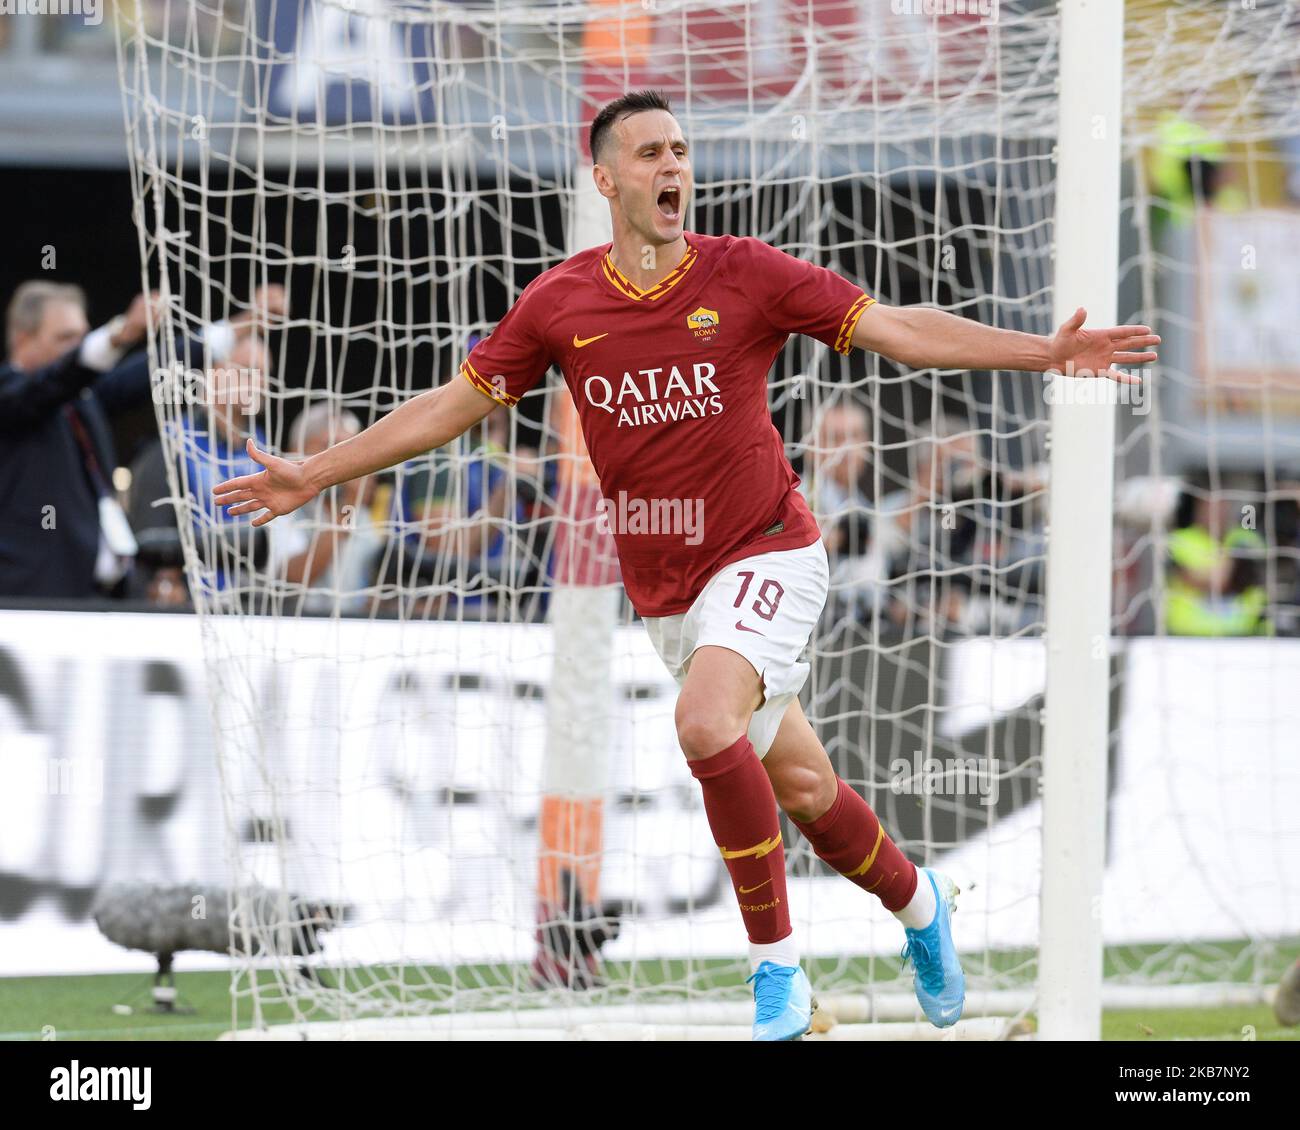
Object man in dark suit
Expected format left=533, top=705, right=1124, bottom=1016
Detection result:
left=0, top=282, right=156, bottom=598
left=0, top=281, right=286, bottom=600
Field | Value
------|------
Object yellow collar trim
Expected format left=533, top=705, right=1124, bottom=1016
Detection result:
left=601, top=242, right=698, bottom=302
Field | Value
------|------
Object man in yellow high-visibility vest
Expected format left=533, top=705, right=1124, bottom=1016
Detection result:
left=1165, top=493, right=1271, bottom=636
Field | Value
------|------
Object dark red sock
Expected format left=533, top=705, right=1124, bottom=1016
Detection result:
left=792, top=776, right=918, bottom=911
left=688, top=735, right=792, bottom=945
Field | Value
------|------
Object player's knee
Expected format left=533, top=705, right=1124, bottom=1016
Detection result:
left=674, top=701, right=747, bottom=762
left=773, top=763, right=836, bottom=824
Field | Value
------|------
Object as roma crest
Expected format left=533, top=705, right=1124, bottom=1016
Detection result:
left=687, top=306, right=720, bottom=341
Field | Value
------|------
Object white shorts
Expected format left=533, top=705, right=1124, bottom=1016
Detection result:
left=641, top=538, right=830, bottom=758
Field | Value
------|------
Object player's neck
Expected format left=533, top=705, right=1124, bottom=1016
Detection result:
left=607, top=232, right=689, bottom=293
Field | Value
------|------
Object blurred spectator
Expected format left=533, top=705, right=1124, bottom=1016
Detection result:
left=128, top=332, right=298, bottom=608
left=1165, top=490, right=1270, bottom=636
left=1111, top=474, right=1184, bottom=636
left=0, top=282, right=156, bottom=599
left=124, top=287, right=288, bottom=606
left=1146, top=111, right=1239, bottom=232
left=183, top=335, right=300, bottom=604
left=877, top=417, right=1048, bottom=635
left=124, top=425, right=189, bottom=607
left=278, top=402, right=383, bottom=616
left=464, top=411, right=554, bottom=621
left=378, top=410, right=551, bottom=620
left=963, top=462, right=1049, bottom=634
left=1276, top=477, right=1300, bottom=637
left=799, top=399, right=884, bottom=616
left=1284, top=135, right=1300, bottom=205
left=875, top=416, right=980, bottom=634
left=377, top=456, right=462, bottom=620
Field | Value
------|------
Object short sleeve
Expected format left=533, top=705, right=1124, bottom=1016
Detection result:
left=735, top=237, right=875, bottom=355
left=459, top=278, right=554, bottom=408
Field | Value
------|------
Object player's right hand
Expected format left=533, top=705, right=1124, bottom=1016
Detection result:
left=212, top=437, right=319, bottom=526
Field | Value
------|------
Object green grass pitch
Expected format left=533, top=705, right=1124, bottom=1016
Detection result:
left=2, top=942, right=1297, bottom=1042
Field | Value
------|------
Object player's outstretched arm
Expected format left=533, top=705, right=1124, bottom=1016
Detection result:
left=851, top=303, right=1159, bottom=382
left=212, top=375, right=497, bottom=526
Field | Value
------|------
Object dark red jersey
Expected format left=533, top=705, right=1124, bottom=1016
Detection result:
left=460, top=232, right=874, bottom=616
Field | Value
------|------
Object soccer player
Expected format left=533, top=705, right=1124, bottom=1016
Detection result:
left=213, top=90, right=1160, bottom=1041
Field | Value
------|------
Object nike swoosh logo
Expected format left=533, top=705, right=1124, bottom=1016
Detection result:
left=739, top=879, right=772, bottom=894
left=735, top=620, right=764, bottom=635
left=573, top=332, right=609, bottom=348
left=939, top=1005, right=961, bottom=1020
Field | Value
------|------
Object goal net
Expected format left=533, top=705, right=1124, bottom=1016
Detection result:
left=113, top=0, right=1300, bottom=1038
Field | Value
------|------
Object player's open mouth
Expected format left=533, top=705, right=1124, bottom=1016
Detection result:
left=657, top=186, right=681, bottom=221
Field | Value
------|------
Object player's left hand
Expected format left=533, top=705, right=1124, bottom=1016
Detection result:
left=1046, top=307, right=1160, bottom=384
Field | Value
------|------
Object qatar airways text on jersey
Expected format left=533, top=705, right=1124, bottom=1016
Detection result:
left=581, top=361, right=723, bottom=428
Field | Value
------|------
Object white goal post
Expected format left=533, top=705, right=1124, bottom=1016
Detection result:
left=1038, top=0, right=1123, bottom=1043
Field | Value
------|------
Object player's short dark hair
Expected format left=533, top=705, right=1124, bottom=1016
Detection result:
left=589, top=90, right=674, bottom=165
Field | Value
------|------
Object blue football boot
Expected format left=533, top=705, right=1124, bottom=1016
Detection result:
left=899, top=868, right=966, bottom=1028
left=746, top=961, right=816, bottom=1041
